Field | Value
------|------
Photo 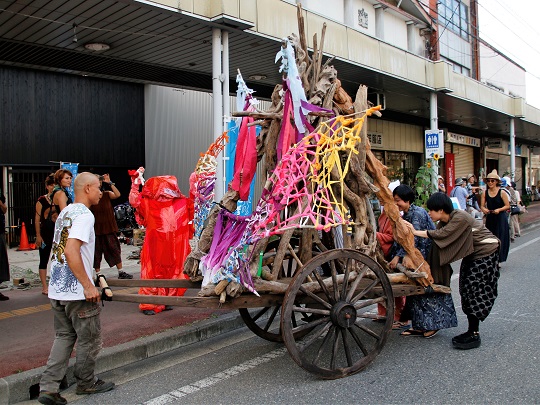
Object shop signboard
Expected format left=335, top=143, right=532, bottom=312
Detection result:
left=445, top=152, right=455, bottom=195
left=367, top=132, right=383, bottom=149
left=486, top=138, right=502, bottom=149
left=446, top=132, right=481, bottom=147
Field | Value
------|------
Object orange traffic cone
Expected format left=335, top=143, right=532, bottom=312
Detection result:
left=17, top=222, right=34, bottom=251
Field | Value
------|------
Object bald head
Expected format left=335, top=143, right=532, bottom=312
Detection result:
left=74, top=172, right=102, bottom=207
left=74, top=172, right=98, bottom=191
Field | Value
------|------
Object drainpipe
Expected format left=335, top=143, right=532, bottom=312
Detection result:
left=2, top=167, right=9, bottom=238
left=344, top=0, right=354, bottom=27
left=429, top=92, right=439, bottom=181
left=430, top=92, right=438, bottom=131
left=222, top=30, right=230, bottom=194
left=509, top=117, right=515, bottom=181
left=374, top=4, right=385, bottom=40
left=212, top=28, right=224, bottom=200
left=528, top=146, right=532, bottom=189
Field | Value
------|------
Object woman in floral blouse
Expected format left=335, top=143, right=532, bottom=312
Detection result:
left=389, top=185, right=457, bottom=338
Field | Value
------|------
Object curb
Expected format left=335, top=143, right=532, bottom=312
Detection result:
left=0, top=311, right=245, bottom=404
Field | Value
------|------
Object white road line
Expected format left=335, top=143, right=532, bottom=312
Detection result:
left=449, top=235, right=540, bottom=282
left=144, top=348, right=287, bottom=405
left=508, top=236, right=540, bottom=254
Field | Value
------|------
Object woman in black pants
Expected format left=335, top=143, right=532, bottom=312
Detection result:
left=407, top=192, right=500, bottom=349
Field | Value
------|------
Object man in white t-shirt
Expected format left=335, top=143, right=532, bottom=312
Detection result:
left=39, top=172, right=115, bottom=405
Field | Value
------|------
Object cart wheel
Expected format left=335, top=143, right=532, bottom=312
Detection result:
left=239, top=307, right=284, bottom=342
left=281, top=249, right=394, bottom=379
left=239, top=237, right=315, bottom=342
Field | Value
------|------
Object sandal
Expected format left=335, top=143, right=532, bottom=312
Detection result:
left=392, top=321, right=410, bottom=330
left=423, top=330, right=439, bottom=339
left=400, top=328, right=424, bottom=337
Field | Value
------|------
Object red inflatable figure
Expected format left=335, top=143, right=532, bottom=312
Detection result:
left=129, top=172, right=193, bottom=315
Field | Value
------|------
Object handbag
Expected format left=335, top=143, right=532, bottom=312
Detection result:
left=510, top=205, right=521, bottom=215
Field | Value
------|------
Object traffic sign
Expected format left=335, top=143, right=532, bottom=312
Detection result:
left=425, top=129, right=444, bottom=159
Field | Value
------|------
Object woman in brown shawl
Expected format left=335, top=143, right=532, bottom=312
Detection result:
left=407, top=192, right=500, bottom=350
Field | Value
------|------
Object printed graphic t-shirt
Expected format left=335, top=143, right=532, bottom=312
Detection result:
left=48, top=203, right=95, bottom=301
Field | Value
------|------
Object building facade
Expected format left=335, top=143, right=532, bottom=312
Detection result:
left=1, top=0, right=540, bottom=244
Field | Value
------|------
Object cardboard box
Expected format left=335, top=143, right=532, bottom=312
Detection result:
left=13, top=278, right=24, bottom=286
left=132, top=228, right=146, bottom=246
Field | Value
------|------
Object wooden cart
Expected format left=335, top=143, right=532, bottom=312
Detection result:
left=101, top=243, right=440, bottom=380
left=102, top=4, right=444, bottom=380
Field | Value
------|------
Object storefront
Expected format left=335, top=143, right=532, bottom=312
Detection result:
left=367, top=120, right=424, bottom=186
left=485, top=138, right=525, bottom=189
left=443, top=132, right=481, bottom=183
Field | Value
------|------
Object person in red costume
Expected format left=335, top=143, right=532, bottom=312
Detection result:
left=129, top=171, right=193, bottom=315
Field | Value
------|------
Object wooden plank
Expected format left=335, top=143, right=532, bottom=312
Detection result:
left=106, top=279, right=201, bottom=288
left=110, top=292, right=284, bottom=309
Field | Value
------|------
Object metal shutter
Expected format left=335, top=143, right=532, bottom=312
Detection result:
left=451, top=144, right=474, bottom=180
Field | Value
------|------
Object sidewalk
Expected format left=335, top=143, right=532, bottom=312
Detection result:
left=0, top=245, right=239, bottom=404
left=1, top=201, right=540, bottom=404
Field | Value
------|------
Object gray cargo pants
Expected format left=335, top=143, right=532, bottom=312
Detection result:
left=40, top=299, right=102, bottom=392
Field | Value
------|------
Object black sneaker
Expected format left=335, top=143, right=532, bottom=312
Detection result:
left=452, top=332, right=481, bottom=350
left=452, top=332, right=470, bottom=343
left=38, top=391, right=67, bottom=405
left=76, top=379, right=115, bottom=395
left=118, top=271, right=133, bottom=279
left=0, top=292, right=9, bottom=301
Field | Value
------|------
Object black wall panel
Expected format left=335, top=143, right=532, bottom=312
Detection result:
left=0, top=66, right=144, bottom=166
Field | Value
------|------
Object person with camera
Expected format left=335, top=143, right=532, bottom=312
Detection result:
left=90, top=173, right=132, bottom=279
left=465, top=173, right=482, bottom=219
left=34, top=174, right=56, bottom=294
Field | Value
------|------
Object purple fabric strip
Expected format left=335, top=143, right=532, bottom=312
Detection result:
left=277, top=89, right=292, bottom=161
left=300, top=99, right=333, bottom=114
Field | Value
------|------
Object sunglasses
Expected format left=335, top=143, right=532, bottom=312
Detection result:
left=486, top=179, right=498, bottom=183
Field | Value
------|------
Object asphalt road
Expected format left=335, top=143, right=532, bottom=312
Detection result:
left=19, top=225, right=540, bottom=405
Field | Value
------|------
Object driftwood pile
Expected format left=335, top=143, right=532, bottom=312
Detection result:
left=183, top=4, right=435, bottom=301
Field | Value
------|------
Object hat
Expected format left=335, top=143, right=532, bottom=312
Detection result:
left=485, top=169, right=500, bottom=181
left=500, top=178, right=508, bottom=187
left=502, top=176, right=511, bottom=186
left=455, top=178, right=464, bottom=186
left=437, top=175, right=444, bottom=180
left=466, top=173, right=475, bottom=180
left=388, top=180, right=400, bottom=192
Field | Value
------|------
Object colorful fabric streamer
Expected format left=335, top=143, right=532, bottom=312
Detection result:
left=204, top=109, right=380, bottom=295
left=190, top=133, right=228, bottom=238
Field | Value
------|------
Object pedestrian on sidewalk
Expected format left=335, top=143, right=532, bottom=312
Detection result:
left=407, top=192, right=500, bottom=350
left=51, top=169, right=73, bottom=214
left=450, top=177, right=468, bottom=210
left=90, top=173, right=132, bottom=279
left=34, top=174, right=56, bottom=294
left=480, top=170, right=510, bottom=265
left=465, top=173, right=482, bottom=219
left=506, top=180, right=522, bottom=241
left=39, top=172, right=114, bottom=405
left=437, top=175, right=446, bottom=193
left=0, top=195, right=10, bottom=301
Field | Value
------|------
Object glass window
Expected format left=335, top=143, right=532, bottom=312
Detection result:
left=460, top=3, right=469, bottom=39
left=439, top=0, right=469, bottom=39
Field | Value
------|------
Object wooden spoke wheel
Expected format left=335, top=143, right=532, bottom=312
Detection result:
left=239, top=237, right=314, bottom=343
left=239, top=306, right=309, bottom=343
left=281, top=249, right=394, bottom=379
